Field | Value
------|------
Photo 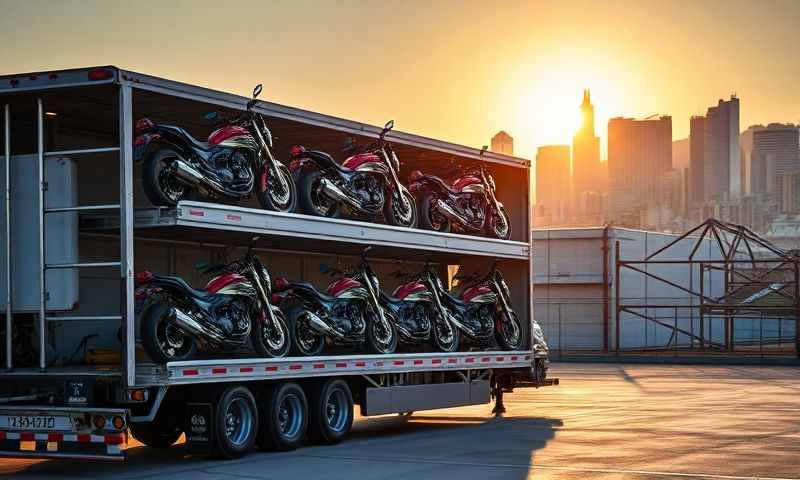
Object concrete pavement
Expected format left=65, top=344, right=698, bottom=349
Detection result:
left=1, top=363, right=798, bottom=479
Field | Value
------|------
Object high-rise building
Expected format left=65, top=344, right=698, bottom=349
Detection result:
left=740, top=124, right=765, bottom=195
left=491, top=131, right=514, bottom=156
left=607, top=115, right=672, bottom=215
left=751, top=124, right=800, bottom=209
left=572, top=89, right=602, bottom=213
left=689, top=116, right=706, bottom=204
left=782, top=169, right=800, bottom=214
left=703, top=96, right=740, bottom=201
left=535, top=145, right=571, bottom=225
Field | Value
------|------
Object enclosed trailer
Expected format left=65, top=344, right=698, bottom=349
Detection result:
left=0, top=67, right=553, bottom=461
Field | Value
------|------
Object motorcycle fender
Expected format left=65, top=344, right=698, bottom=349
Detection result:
left=133, top=133, right=161, bottom=162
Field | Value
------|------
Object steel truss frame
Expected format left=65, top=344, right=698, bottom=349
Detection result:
left=615, top=218, right=800, bottom=356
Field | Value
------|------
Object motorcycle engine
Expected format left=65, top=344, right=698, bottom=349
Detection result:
left=332, top=302, right=365, bottom=335
left=352, top=173, right=384, bottom=208
left=215, top=299, right=251, bottom=336
left=210, top=150, right=252, bottom=184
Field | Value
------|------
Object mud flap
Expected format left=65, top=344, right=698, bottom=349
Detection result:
left=185, top=403, right=213, bottom=455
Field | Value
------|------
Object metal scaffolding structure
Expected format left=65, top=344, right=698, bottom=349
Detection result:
left=615, top=218, right=800, bottom=357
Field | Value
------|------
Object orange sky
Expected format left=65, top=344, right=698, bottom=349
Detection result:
left=2, top=0, right=799, bottom=159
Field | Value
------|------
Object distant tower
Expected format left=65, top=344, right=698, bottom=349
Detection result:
left=572, top=89, right=601, bottom=214
left=491, top=131, right=514, bottom=155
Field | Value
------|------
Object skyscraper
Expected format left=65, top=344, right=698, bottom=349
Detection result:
left=572, top=90, right=601, bottom=213
left=607, top=115, right=672, bottom=215
left=751, top=124, right=800, bottom=208
left=490, top=131, right=514, bottom=156
left=535, top=145, right=571, bottom=225
left=740, top=124, right=766, bottom=195
left=689, top=116, right=706, bottom=204
left=703, top=96, right=740, bottom=201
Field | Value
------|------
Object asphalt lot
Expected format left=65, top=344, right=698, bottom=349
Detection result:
left=1, top=363, right=799, bottom=479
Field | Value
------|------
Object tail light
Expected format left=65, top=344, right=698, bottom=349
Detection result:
left=135, top=118, right=155, bottom=135
left=409, top=170, right=423, bottom=182
left=135, top=271, right=154, bottom=285
left=274, top=277, right=289, bottom=291
left=87, top=68, right=114, bottom=81
left=289, top=145, right=306, bottom=157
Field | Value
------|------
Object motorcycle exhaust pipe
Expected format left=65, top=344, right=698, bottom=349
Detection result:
left=299, top=311, right=346, bottom=339
left=319, top=178, right=367, bottom=212
left=172, top=160, right=205, bottom=186
left=435, top=199, right=470, bottom=225
left=169, top=306, right=225, bottom=344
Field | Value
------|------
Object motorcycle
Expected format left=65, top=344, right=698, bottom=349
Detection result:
left=382, top=268, right=459, bottom=352
left=134, top=237, right=291, bottom=363
left=288, top=120, right=417, bottom=228
left=134, top=84, right=296, bottom=213
left=272, top=248, right=398, bottom=356
left=408, top=147, right=511, bottom=240
left=423, top=263, right=522, bottom=350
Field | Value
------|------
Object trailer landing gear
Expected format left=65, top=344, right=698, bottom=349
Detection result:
left=491, top=383, right=506, bottom=416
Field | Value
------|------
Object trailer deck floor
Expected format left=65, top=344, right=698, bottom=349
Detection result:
left=2, top=363, right=799, bottom=479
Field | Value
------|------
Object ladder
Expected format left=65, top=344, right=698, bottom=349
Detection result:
left=2, top=88, right=135, bottom=385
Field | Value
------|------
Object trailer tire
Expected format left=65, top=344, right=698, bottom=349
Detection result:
left=256, top=382, right=308, bottom=451
left=212, top=385, right=258, bottom=459
left=130, top=417, right=182, bottom=449
left=308, top=379, right=353, bottom=445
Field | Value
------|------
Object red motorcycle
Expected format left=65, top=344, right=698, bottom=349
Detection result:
left=134, top=84, right=296, bottom=212
left=408, top=149, right=511, bottom=240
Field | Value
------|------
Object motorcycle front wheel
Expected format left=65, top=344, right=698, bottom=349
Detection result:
left=495, top=310, right=523, bottom=351
left=432, top=309, right=460, bottom=353
left=143, top=147, right=190, bottom=206
left=298, top=170, right=340, bottom=218
left=417, top=191, right=451, bottom=233
left=384, top=189, right=418, bottom=228
left=252, top=308, right=291, bottom=358
left=486, top=204, right=512, bottom=240
left=257, top=163, right=297, bottom=213
left=365, top=307, right=397, bottom=354
left=141, top=302, right=196, bottom=363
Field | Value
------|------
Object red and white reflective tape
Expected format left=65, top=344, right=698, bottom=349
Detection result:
left=0, top=430, right=126, bottom=456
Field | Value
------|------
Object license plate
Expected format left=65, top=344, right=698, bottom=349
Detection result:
left=1, top=415, right=71, bottom=431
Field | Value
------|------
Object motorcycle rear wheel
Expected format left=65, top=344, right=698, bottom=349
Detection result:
left=257, top=163, right=297, bottom=213
left=252, top=308, right=291, bottom=358
left=298, top=170, right=340, bottom=218
left=495, top=310, right=523, bottom=351
left=141, top=302, right=196, bottom=363
left=289, top=309, right=326, bottom=356
left=143, top=147, right=189, bottom=206
left=417, top=191, right=451, bottom=233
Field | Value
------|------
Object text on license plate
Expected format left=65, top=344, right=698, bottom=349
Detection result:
left=5, top=416, right=57, bottom=430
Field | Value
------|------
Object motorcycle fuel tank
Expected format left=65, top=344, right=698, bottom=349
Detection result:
left=392, top=281, right=427, bottom=300
left=327, top=277, right=363, bottom=297
left=206, top=273, right=249, bottom=294
left=341, top=152, right=381, bottom=170
left=208, top=126, right=252, bottom=146
left=461, top=284, right=494, bottom=303
left=451, top=175, right=483, bottom=192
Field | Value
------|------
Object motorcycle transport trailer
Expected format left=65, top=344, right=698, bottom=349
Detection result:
left=0, top=66, right=555, bottom=461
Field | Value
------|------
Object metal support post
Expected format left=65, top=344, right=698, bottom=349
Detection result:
left=37, top=98, right=46, bottom=371
left=3, top=104, right=10, bottom=370
left=615, top=240, right=621, bottom=355
left=119, top=84, right=136, bottom=387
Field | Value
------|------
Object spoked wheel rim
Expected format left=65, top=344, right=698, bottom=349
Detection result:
left=391, top=191, right=415, bottom=227
left=296, top=320, right=321, bottom=354
left=310, top=177, right=336, bottom=216
left=156, top=316, right=192, bottom=360
left=325, top=389, right=349, bottom=433
left=262, top=316, right=287, bottom=352
left=491, top=208, right=510, bottom=239
left=500, top=312, right=522, bottom=348
left=225, top=397, right=255, bottom=447
left=428, top=198, right=448, bottom=231
left=267, top=166, right=293, bottom=210
left=434, top=312, right=457, bottom=350
left=278, top=393, right=304, bottom=439
left=156, top=157, right=187, bottom=204
left=370, top=316, right=394, bottom=352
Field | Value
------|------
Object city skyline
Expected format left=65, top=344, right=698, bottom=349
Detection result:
left=1, top=0, right=799, bottom=159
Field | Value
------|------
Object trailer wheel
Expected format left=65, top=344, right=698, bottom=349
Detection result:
left=212, top=385, right=258, bottom=459
left=256, top=382, right=308, bottom=451
left=130, top=416, right=182, bottom=449
left=308, top=379, right=353, bottom=445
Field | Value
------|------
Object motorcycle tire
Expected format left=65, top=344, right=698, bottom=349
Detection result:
left=384, top=188, right=418, bottom=229
left=486, top=204, right=512, bottom=240
left=495, top=310, right=523, bottom=351
left=298, top=170, right=340, bottom=218
left=257, top=163, right=297, bottom=213
left=212, top=385, right=258, bottom=459
left=141, top=301, right=196, bottom=363
left=252, top=308, right=291, bottom=358
left=417, top=191, right=451, bottom=233
left=288, top=308, right=326, bottom=356
left=143, top=147, right=189, bottom=206
left=307, top=379, right=354, bottom=445
left=365, top=306, right=398, bottom=354
left=432, top=309, right=461, bottom=353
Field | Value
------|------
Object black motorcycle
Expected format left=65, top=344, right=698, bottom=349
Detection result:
left=381, top=268, right=459, bottom=352
left=408, top=147, right=511, bottom=239
left=273, top=248, right=398, bottom=356
left=288, top=120, right=417, bottom=228
left=135, top=237, right=291, bottom=363
left=423, top=263, right=519, bottom=350
left=134, top=84, right=296, bottom=212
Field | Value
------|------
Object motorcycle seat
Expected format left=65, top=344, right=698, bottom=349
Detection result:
left=287, top=281, right=340, bottom=302
left=154, top=275, right=212, bottom=299
left=305, top=150, right=355, bottom=173
left=381, top=292, right=406, bottom=305
left=443, top=290, right=470, bottom=308
left=423, top=174, right=464, bottom=194
left=164, top=125, right=214, bottom=151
